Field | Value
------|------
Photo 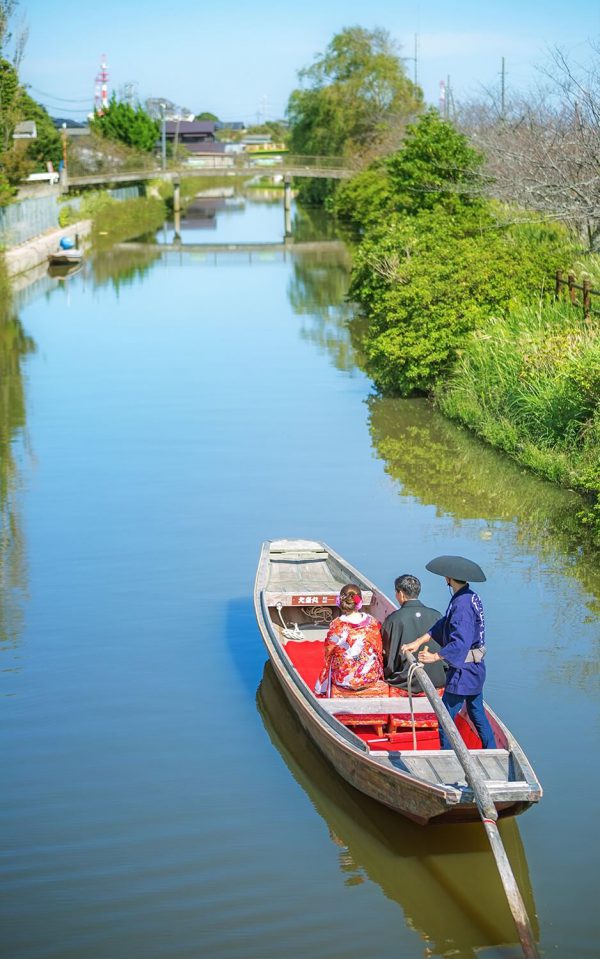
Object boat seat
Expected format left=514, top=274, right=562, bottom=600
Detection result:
left=387, top=687, right=444, bottom=733
left=335, top=713, right=387, bottom=737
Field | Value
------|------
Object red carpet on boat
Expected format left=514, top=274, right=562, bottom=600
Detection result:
left=283, top=640, right=482, bottom=751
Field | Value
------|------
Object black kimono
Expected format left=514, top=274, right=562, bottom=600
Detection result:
left=382, top=599, right=447, bottom=689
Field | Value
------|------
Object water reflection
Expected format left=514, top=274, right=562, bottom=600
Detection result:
left=0, top=295, right=34, bottom=648
left=91, top=246, right=161, bottom=292
left=287, top=249, right=355, bottom=372
left=257, top=662, right=538, bottom=959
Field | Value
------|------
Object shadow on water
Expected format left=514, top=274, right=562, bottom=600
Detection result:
left=0, top=290, right=34, bottom=648
left=257, top=661, right=539, bottom=959
left=225, top=596, right=267, bottom=697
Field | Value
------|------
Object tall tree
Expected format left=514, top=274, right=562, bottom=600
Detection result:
left=287, top=26, right=422, bottom=202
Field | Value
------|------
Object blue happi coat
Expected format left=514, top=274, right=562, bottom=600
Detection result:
left=429, top=585, right=486, bottom=695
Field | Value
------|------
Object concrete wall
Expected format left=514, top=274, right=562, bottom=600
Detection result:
left=5, top=221, right=92, bottom=278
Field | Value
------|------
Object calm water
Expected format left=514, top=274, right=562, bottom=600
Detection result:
left=1, top=197, right=599, bottom=959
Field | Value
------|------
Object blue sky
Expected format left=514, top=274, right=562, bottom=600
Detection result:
left=16, top=0, right=600, bottom=122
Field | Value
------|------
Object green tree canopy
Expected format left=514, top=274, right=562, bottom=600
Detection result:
left=195, top=111, right=218, bottom=121
left=287, top=26, right=422, bottom=202
left=91, top=95, right=159, bottom=153
left=386, top=108, right=485, bottom=215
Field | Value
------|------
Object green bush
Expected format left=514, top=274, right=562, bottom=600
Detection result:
left=349, top=207, right=575, bottom=395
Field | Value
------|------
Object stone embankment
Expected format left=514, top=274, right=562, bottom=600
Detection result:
left=5, top=221, right=92, bottom=278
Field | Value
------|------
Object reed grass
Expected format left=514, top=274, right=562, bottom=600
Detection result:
left=435, top=300, right=600, bottom=541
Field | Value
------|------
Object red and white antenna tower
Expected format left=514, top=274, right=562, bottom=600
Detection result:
left=94, top=55, right=110, bottom=113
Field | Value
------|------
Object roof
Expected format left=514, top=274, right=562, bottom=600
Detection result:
left=181, top=141, right=226, bottom=155
left=165, top=120, right=216, bottom=135
left=13, top=121, right=37, bottom=139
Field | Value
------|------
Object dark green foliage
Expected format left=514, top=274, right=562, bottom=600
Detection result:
left=90, top=95, right=159, bottom=153
left=195, top=112, right=218, bottom=121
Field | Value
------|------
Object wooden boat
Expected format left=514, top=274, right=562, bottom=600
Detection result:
left=48, top=248, right=83, bottom=266
left=254, top=538, right=542, bottom=826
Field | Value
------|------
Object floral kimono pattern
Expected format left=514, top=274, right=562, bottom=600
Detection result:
left=315, top=614, right=384, bottom=695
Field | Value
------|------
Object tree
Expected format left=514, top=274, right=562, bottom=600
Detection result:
left=90, top=95, right=159, bottom=153
left=457, top=45, right=600, bottom=249
left=387, top=108, right=485, bottom=216
left=195, top=111, right=218, bottom=122
left=287, top=26, right=422, bottom=202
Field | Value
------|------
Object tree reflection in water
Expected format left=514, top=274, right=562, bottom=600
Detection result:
left=0, top=281, right=34, bottom=648
left=257, top=661, right=538, bottom=959
left=287, top=246, right=358, bottom=373
left=91, top=245, right=162, bottom=293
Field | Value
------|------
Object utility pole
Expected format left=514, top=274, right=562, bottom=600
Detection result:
left=413, top=33, right=418, bottom=87
left=160, top=102, right=166, bottom=171
left=500, top=57, right=507, bottom=119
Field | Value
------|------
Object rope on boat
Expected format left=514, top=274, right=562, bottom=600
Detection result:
left=276, top=603, right=305, bottom=640
left=406, top=660, right=424, bottom=751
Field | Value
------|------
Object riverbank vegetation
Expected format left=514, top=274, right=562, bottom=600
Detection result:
left=298, top=72, right=600, bottom=539
left=59, top=191, right=166, bottom=249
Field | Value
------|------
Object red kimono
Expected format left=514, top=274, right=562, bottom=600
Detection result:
left=315, top=613, right=385, bottom=695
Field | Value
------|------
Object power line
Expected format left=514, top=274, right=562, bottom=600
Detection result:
left=27, top=85, right=91, bottom=104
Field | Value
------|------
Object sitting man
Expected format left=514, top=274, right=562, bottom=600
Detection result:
left=382, top=574, right=446, bottom=691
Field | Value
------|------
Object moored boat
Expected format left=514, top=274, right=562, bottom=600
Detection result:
left=48, top=248, right=84, bottom=266
left=254, top=538, right=542, bottom=826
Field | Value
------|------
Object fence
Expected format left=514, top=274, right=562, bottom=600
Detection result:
left=0, top=194, right=60, bottom=247
left=0, top=185, right=142, bottom=249
left=555, top=270, right=599, bottom=319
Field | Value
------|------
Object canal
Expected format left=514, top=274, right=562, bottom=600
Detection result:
left=1, top=193, right=599, bottom=959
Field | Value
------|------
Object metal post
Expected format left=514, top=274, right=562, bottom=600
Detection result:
left=161, top=104, right=166, bottom=172
left=59, top=122, right=68, bottom=193
left=284, top=174, right=292, bottom=238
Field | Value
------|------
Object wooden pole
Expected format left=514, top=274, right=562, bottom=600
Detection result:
left=404, top=652, right=539, bottom=959
left=582, top=277, right=591, bottom=319
left=568, top=271, right=577, bottom=305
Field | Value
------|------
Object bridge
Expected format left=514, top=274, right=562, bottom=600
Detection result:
left=65, top=155, right=354, bottom=190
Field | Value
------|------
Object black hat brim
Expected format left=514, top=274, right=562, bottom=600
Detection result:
left=426, top=555, right=486, bottom=582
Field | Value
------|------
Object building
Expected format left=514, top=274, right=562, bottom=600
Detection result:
left=12, top=121, right=37, bottom=140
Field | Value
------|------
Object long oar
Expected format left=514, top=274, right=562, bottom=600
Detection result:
left=404, top=652, right=539, bottom=959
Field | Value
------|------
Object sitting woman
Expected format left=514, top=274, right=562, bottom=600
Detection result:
left=315, top=584, right=387, bottom=697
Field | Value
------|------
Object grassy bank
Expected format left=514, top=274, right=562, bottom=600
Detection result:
left=60, top=192, right=166, bottom=251
left=435, top=300, right=600, bottom=541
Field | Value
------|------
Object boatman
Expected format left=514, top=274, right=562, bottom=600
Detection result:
left=401, top=556, right=497, bottom=750
left=382, top=574, right=446, bottom=691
